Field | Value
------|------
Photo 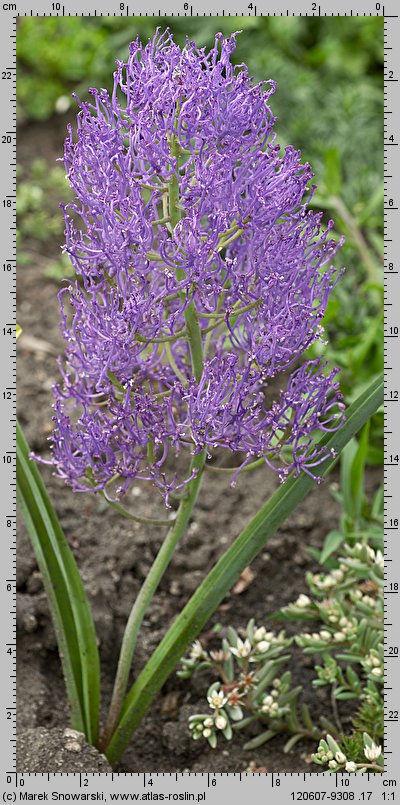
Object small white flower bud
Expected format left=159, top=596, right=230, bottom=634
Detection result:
left=215, top=715, right=227, bottom=730
left=335, top=751, right=347, bottom=764
left=320, top=630, right=331, bottom=641
left=296, top=594, right=311, bottom=608
left=203, top=728, right=212, bottom=738
left=334, top=631, right=345, bottom=641
left=204, top=718, right=214, bottom=728
left=256, top=640, right=270, bottom=653
left=254, top=627, right=266, bottom=641
left=345, top=761, right=357, bottom=772
left=263, top=695, right=274, bottom=707
left=328, top=760, right=338, bottom=769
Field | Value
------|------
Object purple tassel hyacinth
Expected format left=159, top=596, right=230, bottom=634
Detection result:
left=41, top=29, right=345, bottom=504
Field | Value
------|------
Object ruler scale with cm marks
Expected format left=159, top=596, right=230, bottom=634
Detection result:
left=1, top=2, right=397, bottom=800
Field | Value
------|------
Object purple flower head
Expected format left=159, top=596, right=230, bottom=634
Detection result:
left=41, top=29, right=345, bottom=504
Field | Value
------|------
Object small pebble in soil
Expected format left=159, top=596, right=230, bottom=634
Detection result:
left=16, top=727, right=112, bottom=772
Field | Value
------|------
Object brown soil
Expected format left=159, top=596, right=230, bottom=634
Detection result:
left=16, top=116, right=382, bottom=773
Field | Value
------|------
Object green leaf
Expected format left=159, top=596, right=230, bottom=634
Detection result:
left=341, top=422, right=370, bottom=522
left=350, top=422, right=370, bottom=514
left=16, top=420, right=100, bottom=744
left=243, top=730, right=277, bottom=751
left=356, top=183, right=384, bottom=228
left=253, top=657, right=291, bottom=698
left=319, top=717, right=340, bottom=735
left=372, top=480, right=384, bottom=516
left=207, top=731, right=217, bottom=749
left=232, top=715, right=257, bottom=731
left=319, top=530, right=344, bottom=565
left=301, top=703, right=315, bottom=731
left=105, top=372, right=384, bottom=766
left=225, top=703, right=243, bottom=722
left=363, top=732, right=374, bottom=749
left=284, top=734, right=304, bottom=753
left=222, top=720, right=233, bottom=740
left=278, top=686, right=302, bottom=707
left=326, top=734, right=342, bottom=755
left=336, top=654, right=364, bottom=663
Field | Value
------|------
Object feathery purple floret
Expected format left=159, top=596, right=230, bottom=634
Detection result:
left=41, top=29, right=345, bottom=504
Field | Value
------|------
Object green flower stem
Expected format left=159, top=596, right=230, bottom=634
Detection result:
left=103, top=121, right=208, bottom=750
left=327, top=195, right=378, bottom=285
left=204, top=457, right=265, bottom=474
left=101, top=449, right=206, bottom=749
left=101, top=494, right=174, bottom=528
left=165, top=342, right=188, bottom=386
left=169, top=127, right=204, bottom=383
left=103, top=373, right=383, bottom=765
